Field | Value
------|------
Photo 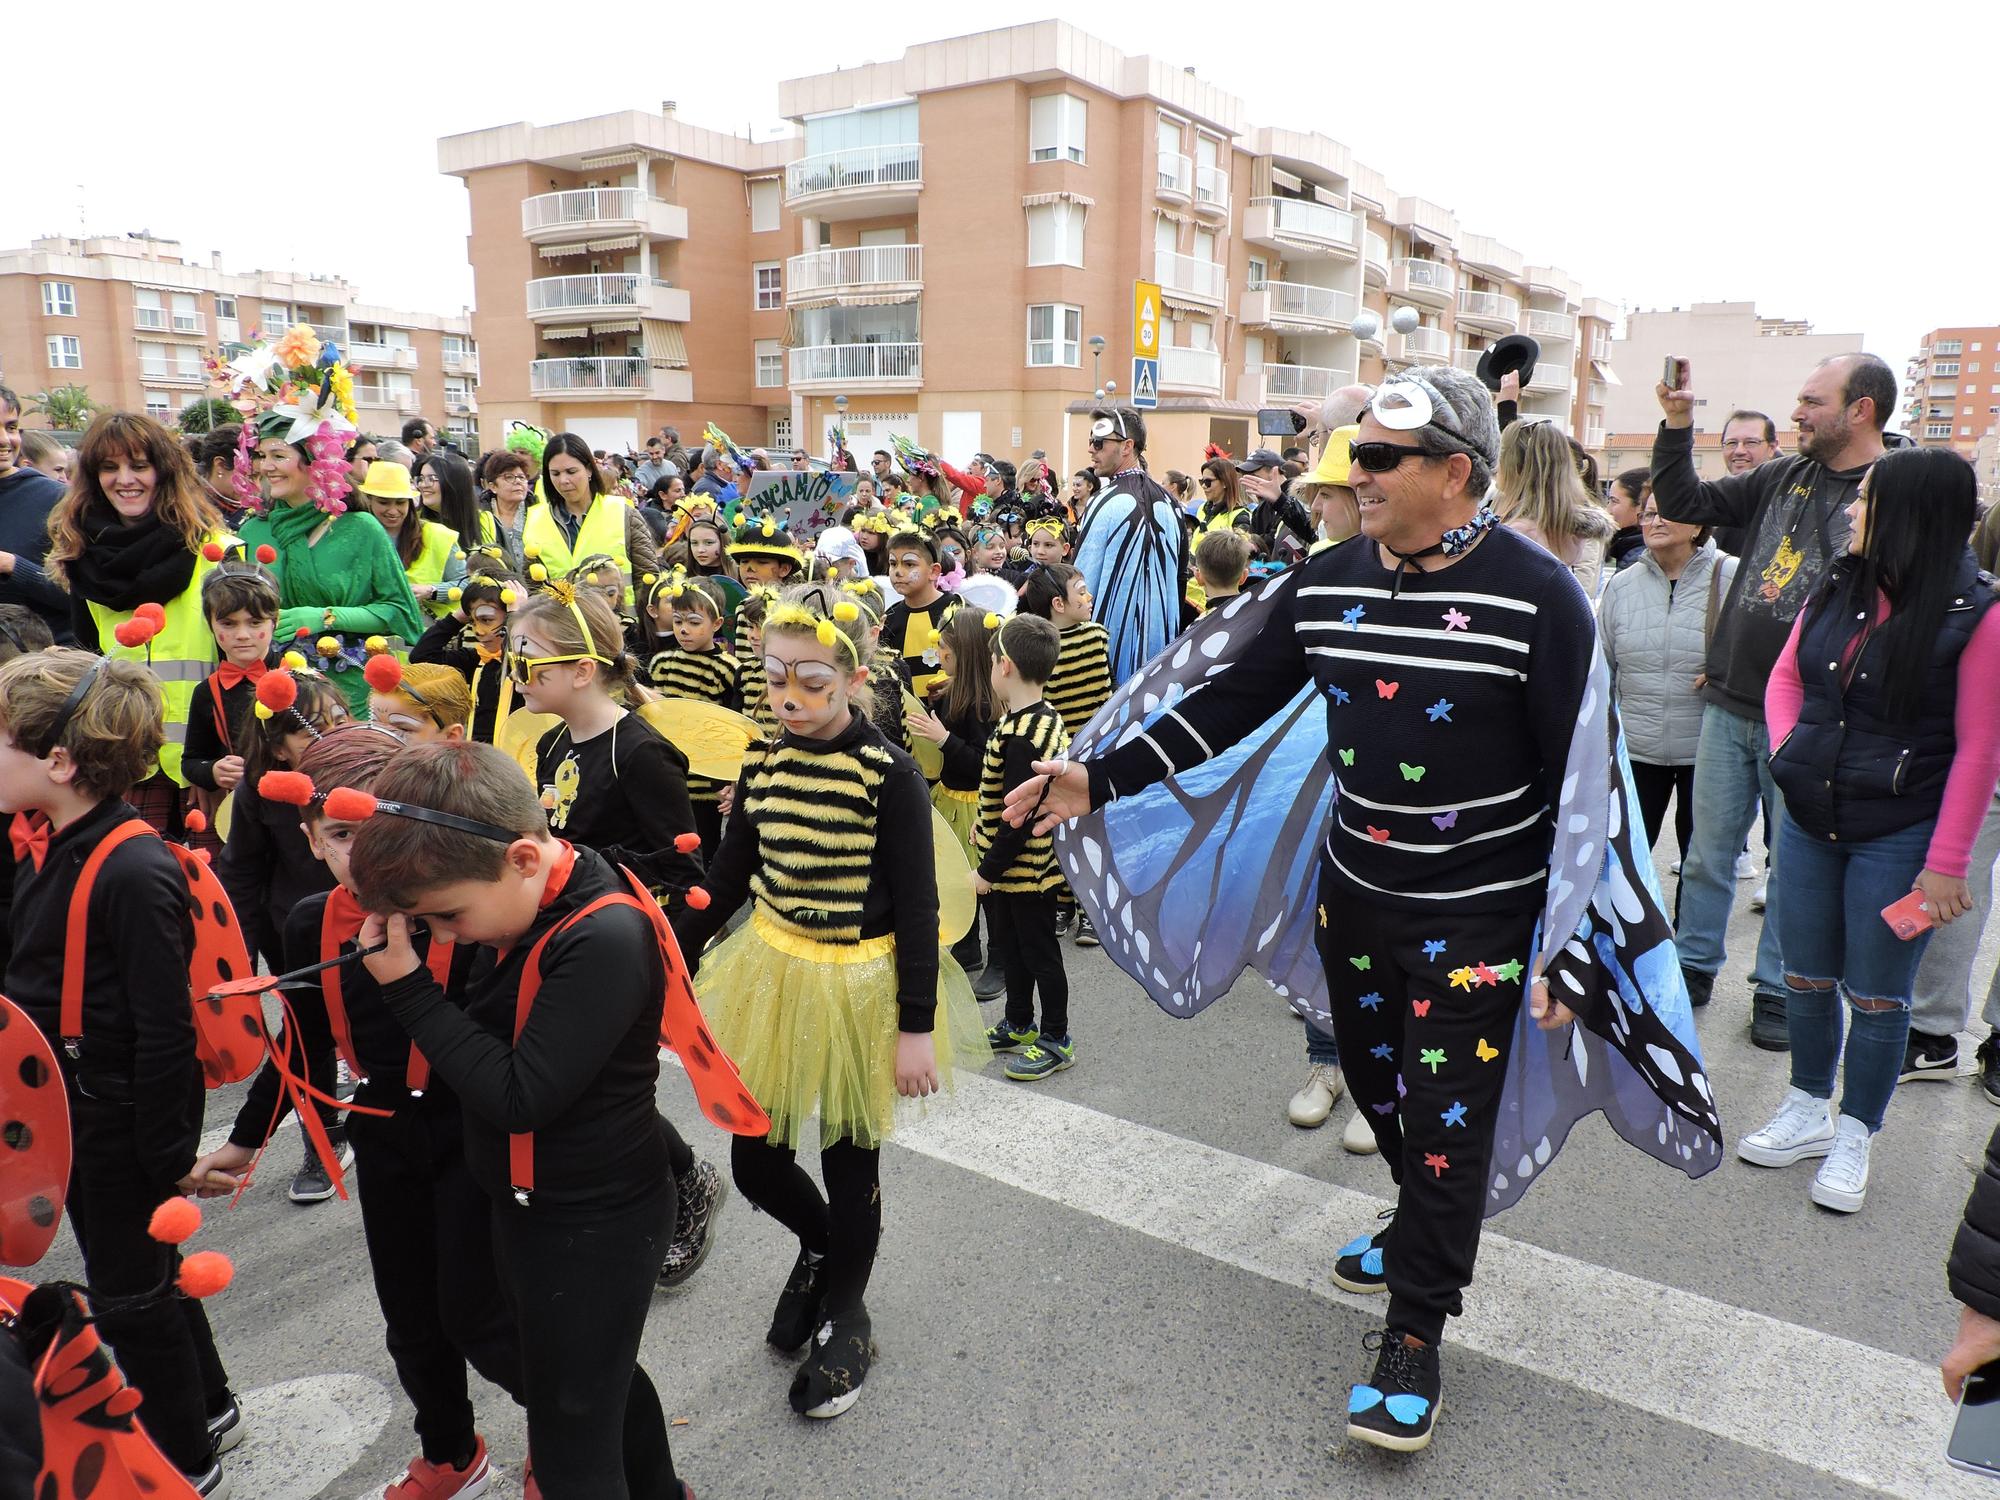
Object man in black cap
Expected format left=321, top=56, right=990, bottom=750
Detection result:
left=1237, top=448, right=1317, bottom=554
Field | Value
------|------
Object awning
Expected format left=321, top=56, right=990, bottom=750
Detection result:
left=1152, top=207, right=1194, bottom=228
left=1160, top=290, right=1220, bottom=315
left=591, top=320, right=641, bottom=335
left=1269, top=166, right=1303, bottom=194
left=1021, top=191, right=1096, bottom=208
left=1590, top=359, right=1621, bottom=385
left=585, top=235, right=640, bottom=252
left=789, top=290, right=921, bottom=311
left=542, top=324, right=591, bottom=339
left=642, top=320, right=689, bottom=369
left=538, top=241, right=589, bottom=259
left=577, top=148, right=654, bottom=170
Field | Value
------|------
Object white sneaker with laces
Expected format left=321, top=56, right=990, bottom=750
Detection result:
left=1287, top=1063, right=1343, bottom=1127
left=1809, top=1115, right=1872, bottom=1213
left=1341, top=1108, right=1380, bottom=1155
left=1736, top=851, right=1757, bottom=880
left=1736, top=1087, right=1835, bottom=1167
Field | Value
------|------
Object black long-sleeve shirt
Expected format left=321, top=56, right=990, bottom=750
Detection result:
left=181, top=651, right=284, bottom=791
left=378, top=846, right=671, bottom=1215
left=9, top=799, right=198, bottom=1188
left=411, top=613, right=510, bottom=744
left=533, top=713, right=702, bottom=917
left=977, top=701, right=1069, bottom=890
left=215, top=779, right=336, bottom=965
left=0, top=468, right=73, bottom=643
left=934, top=699, right=995, bottom=794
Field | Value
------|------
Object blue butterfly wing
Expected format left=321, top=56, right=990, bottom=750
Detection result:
left=1074, top=485, right=1181, bottom=683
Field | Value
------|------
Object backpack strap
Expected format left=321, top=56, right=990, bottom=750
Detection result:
left=58, top=819, right=155, bottom=1060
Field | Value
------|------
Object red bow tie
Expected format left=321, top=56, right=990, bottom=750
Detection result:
left=214, top=660, right=269, bottom=691
left=10, top=812, right=49, bottom=872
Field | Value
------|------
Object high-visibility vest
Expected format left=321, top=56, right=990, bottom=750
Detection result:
left=1195, top=505, right=1250, bottom=536
left=87, top=536, right=224, bottom=787
left=520, top=496, right=633, bottom=603
left=407, top=520, right=465, bottom=620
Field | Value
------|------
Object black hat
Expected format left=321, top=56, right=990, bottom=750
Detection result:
left=1474, top=334, right=1542, bottom=393
left=1234, top=447, right=1286, bottom=473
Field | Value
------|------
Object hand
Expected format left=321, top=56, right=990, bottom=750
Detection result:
left=906, top=706, right=950, bottom=745
left=1529, top=976, right=1575, bottom=1032
left=359, top=911, right=422, bottom=985
left=971, top=872, right=993, bottom=897
left=1003, top=757, right=1090, bottom=835
left=1497, top=370, right=1521, bottom=405
left=1656, top=366, right=1697, bottom=429
left=1242, top=470, right=1282, bottom=502
left=1945, top=1305, right=2000, bottom=1401
left=894, top=1031, right=939, bottom=1098
left=717, top=784, right=735, bottom=817
left=1287, top=401, right=1323, bottom=441
left=182, top=1142, right=254, bottom=1199
left=1917, top=868, right=1974, bottom=925
left=212, top=755, right=245, bottom=792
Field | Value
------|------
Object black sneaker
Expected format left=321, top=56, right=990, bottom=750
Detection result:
left=658, top=1159, right=727, bottom=1289
left=766, top=1247, right=826, bottom=1353
left=1073, top=912, right=1100, bottom=948
left=1900, top=1029, right=1960, bottom=1082
left=972, top=963, right=1007, bottom=1001
left=1347, top=1327, right=1441, bottom=1453
left=1979, top=1036, right=2000, bottom=1106
left=1332, top=1209, right=1394, bottom=1295
left=1053, top=906, right=1074, bottom=939
left=1750, top=989, right=1790, bottom=1052
left=287, top=1133, right=351, bottom=1205
left=206, top=1393, right=244, bottom=1455
left=789, top=1308, right=873, bottom=1419
left=1681, top=965, right=1714, bottom=1009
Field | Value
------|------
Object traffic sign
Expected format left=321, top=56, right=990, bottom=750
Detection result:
left=1133, top=280, right=1160, bottom=361
left=1131, top=357, right=1159, bottom=410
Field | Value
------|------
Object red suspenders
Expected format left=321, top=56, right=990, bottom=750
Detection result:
left=320, top=888, right=450, bottom=1098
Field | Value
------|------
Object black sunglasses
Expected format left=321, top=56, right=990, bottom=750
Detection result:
left=1349, top=441, right=1434, bottom=474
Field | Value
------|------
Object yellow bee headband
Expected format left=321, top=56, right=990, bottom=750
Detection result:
left=1026, top=517, right=1067, bottom=538
left=523, top=578, right=614, bottom=669
left=765, top=600, right=863, bottom=665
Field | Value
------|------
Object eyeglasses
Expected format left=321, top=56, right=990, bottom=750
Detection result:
left=1349, top=441, right=1435, bottom=473
left=508, top=649, right=609, bottom=684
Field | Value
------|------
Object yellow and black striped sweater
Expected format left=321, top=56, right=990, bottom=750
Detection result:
left=648, top=643, right=740, bottom=803
left=680, top=714, right=942, bottom=1027
left=976, top=700, right=1071, bottom=893
left=1047, top=620, right=1113, bottom=737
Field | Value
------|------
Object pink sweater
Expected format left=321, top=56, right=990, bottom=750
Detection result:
left=1766, top=595, right=2000, bottom=878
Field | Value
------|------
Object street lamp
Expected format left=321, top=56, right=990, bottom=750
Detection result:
left=1088, top=334, right=1106, bottom=392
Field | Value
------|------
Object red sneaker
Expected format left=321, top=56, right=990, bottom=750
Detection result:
left=384, top=1436, right=492, bottom=1499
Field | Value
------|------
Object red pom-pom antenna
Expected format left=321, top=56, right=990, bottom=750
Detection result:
left=257, top=545, right=279, bottom=565
left=363, top=654, right=404, bottom=693
left=685, top=886, right=712, bottom=911
left=135, top=602, right=167, bottom=627
left=673, top=832, right=702, bottom=853
left=201, top=542, right=227, bottom=563
left=259, top=770, right=316, bottom=806
left=112, top=620, right=145, bottom=648
left=323, top=787, right=379, bottom=822
left=256, top=671, right=298, bottom=713
left=184, top=809, right=209, bottom=834
left=178, top=1251, right=234, bottom=1299
left=148, top=1197, right=201, bottom=1245
left=194, top=847, right=214, bottom=865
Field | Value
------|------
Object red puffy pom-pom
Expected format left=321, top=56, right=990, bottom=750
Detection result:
left=113, top=620, right=145, bottom=648
left=673, top=832, right=702, bottom=853
left=258, top=770, right=316, bottom=806
left=194, top=847, right=214, bottom=865
left=178, top=1250, right=234, bottom=1299
left=323, top=787, right=378, bottom=821
left=257, top=545, right=278, bottom=565
left=684, top=886, right=712, bottom=911
left=362, top=654, right=404, bottom=693
left=135, top=602, right=167, bottom=627
left=148, top=1197, right=201, bottom=1245
left=184, top=809, right=209, bottom=834
left=256, top=671, right=298, bottom=712
left=294, top=624, right=312, bottom=639
left=201, top=542, right=226, bottom=563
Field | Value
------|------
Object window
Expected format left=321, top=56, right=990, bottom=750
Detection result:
left=753, top=262, right=782, bottom=310
left=1936, top=362, right=1960, bottom=376
left=41, top=281, right=75, bottom=317
left=754, top=338, right=783, bottom=387
left=1972, top=363, right=1983, bottom=373
left=771, top=416, right=793, bottom=451
left=46, top=335, right=81, bottom=369
left=1026, top=201, right=1086, bottom=267
left=1029, top=93, right=1086, bottom=164
left=749, top=178, right=781, bottom=234
left=215, top=295, right=237, bottom=320
left=1193, top=227, right=1217, bottom=264
left=144, top=391, right=172, bottom=420
left=802, top=101, right=918, bottom=157
left=1247, top=255, right=1267, bottom=288
left=442, top=334, right=466, bottom=357
left=1963, top=426, right=1974, bottom=437
left=1938, top=340, right=1963, bottom=355
left=1975, top=342, right=1985, bottom=351
left=1026, top=304, right=1081, bottom=367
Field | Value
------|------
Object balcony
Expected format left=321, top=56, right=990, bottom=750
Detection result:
left=1586, top=421, right=1606, bottom=448
left=1587, top=380, right=1609, bottom=407
left=1156, top=150, right=1193, bottom=203
left=444, top=397, right=478, bottom=417
left=525, top=275, right=689, bottom=323
left=1193, top=164, right=1230, bottom=220
left=1527, top=361, right=1571, bottom=393
left=787, top=342, right=923, bottom=391
left=1362, top=231, right=1389, bottom=285
left=519, top=188, right=688, bottom=246
left=138, top=366, right=205, bottom=386
left=346, top=341, right=419, bottom=371
left=1395, top=326, right=1450, bottom=366
left=1456, top=289, right=1520, bottom=334
left=785, top=244, right=923, bottom=303
left=306, top=323, right=347, bottom=348
left=1155, top=251, right=1226, bottom=307
left=1244, top=197, right=1360, bottom=260
left=353, top=385, right=417, bottom=411
left=1589, top=335, right=1612, bottom=362
left=134, top=308, right=205, bottom=337
left=442, top=349, right=479, bottom=377
left=784, top=144, right=922, bottom=220
left=1241, top=279, right=1356, bottom=332
left=529, top=356, right=693, bottom=404
left=1158, top=345, right=1223, bottom=394
left=1253, top=362, right=1355, bottom=404
left=1525, top=309, right=1575, bottom=342
left=1451, top=348, right=1483, bottom=376
left=1391, top=258, right=1453, bottom=307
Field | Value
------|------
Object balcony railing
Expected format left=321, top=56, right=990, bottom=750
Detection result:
left=784, top=143, right=923, bottom=202
left=346, top=341, right=419, bottom=370
left=353, top=385, right=417, bottom=409
left=1260, top=362, right=1355, bottom=402
left=786, top=244, right=923, bottom=299
left=442, top=350, right=479, bottom=376
left=788, top=342, right=923, bottom=385
left=1525, top=310, right=1575, bottom=341
left=1363, top=231, right=1389, bottom=282
left=444, top=398, right=477, bottom=417
left=1247, top=196, right=1360, bottom=254
left=1457, top=289, right=1520, bottom=327
left=1159, top=345, right=1222, bottom=392
left=1392, top=258, right=1454, bottom=300
left=529, top=357, right=650, bottom=394
left=306, top=323, right=346, bottom=347
left=525, top=274, right=671, bottom=315
left=1451, top=348, right=1483, bottom=374
left=1586, top=421, right=1606, bottom=448
left=135, top=307, right=205, bottom=335
left=1399, top=326, right=1451, bottom=362
left=138, top=366, right=205, bottom=385
left=1527, top=361, right=1570, bottom=391
left=1194, top=164, right=1230, bottom=216
left=1587, top=380, right=1609, bottom=407
left=1157, top=150, right=1193, bottom=200
left=520, top=187, right=689, bottom=243
left=1248, top=279, right=1356, bottom=329
left=1156, top=250, right=1226, bottom=305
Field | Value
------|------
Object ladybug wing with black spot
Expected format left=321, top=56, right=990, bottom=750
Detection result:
left=612, top=868, right=770, bottom=1138
left=0, top=996, right=69, bottom=1268
left=164, top=845, right=264, bottom=1088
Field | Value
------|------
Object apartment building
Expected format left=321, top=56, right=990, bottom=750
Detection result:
left=0, top=234, right=478, bottom=442
left=1904, top=325, right=2000, bottom=457
left=441, top=20, right=1620, bottom=474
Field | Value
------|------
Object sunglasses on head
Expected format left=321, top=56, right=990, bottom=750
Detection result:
left=1348, top=441, right=1435, bottom=474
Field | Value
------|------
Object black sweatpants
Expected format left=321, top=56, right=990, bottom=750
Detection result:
left=731, top=1135, right=881, bottom=1319
left=1315, top=868, right=1535, bottom=1346
left=985, top=888, right=1069, bottom=1037
left=690, top=799, right=723, bottom=870
left=1629, top=760, right=1695, bottom=864
left=491, top=1178, right=679, bottom=1500
left=66, top=1093, right=230, bottom=1475
left=348, top=1092, right=523, bottom=1465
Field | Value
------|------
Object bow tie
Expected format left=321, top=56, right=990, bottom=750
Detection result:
left=475, top=645, right=503, bottom=665
left=214, top=660, right=269, bottom=691
left=10, top=812, right=49, bottom=872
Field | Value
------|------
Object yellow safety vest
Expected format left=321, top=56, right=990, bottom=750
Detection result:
left=1196, top=505, right=1250, bottom=536
left=520, top=497, right=633, bottom=603
left=407, top=521, right=466, bottom=620
left=88, top=538, right=224, bottom=788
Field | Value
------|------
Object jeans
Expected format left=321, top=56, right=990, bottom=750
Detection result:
left=1910, top=792, right=2000, bottom=1039
left=1777, top=817, right=1935, bottom=1131
left=1677, top=704, right=1785, bottom=992
left=1305, top=1013, right=1340, bottom=1068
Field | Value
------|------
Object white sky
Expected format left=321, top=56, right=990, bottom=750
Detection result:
left=9, top=1, right=1995, bottom=409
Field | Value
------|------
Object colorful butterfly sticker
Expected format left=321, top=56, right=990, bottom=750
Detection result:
left=1338, top=747, right=1356, bottom=767
left=1375, top=679, right=1400, bottom=699
left=1367, top=825, right=1392, bottom=843
left=1432, top=810, right=1459, bottom=830
left=1476, top=1038, right=1501, bottom=1063
left=1419, top=1046, right=1446, bottom=1073
left=1400, top=763, right=1426, bottom=782
left=1411, top=998, right=1433, bottom=1017
left=1350, top=955, right=1372, bottom=971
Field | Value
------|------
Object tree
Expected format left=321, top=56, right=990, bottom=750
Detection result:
left=26, top=384, right=100, bottom=431
left=178, top=397, right=238, bottom=436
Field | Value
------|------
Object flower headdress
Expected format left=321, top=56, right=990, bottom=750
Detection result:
left=208, top=323, right=359, bottom=516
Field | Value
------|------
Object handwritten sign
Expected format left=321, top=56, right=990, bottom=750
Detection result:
left=739, top=469, right=862, bottom=547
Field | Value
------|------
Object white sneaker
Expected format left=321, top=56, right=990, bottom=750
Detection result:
left=1736, top=1087, right=1835, bottom=1167
left=1341, top=1108, right=1380, bottom=1155
left=1287, top=1063, right=1343, bottom=1128
left=1750, top=880, right=1767, bottom=912
left=1736, top=851, right=1757, bottom=880
left=1670, top=859, right=1682, bottom=875
left=1809, top=1115, right=1872, bottom=1213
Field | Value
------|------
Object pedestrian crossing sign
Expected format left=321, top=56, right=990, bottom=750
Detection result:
left=1131, top=357, right=1159, bottom=409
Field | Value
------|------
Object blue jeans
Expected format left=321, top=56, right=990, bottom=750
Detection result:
left=1305, top=1013, right=1339, bottom=1067
left=1676, top=704, right=1785, bottom=992
left=1777, top=817, right=1935, bottom=1131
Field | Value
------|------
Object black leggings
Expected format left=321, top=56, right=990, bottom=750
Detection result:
left=1629, top=759, right=1695, bottom=862
left=731, top=1134, right=880, bottom=1318
left=491, top=1180, right=679, bottom=1500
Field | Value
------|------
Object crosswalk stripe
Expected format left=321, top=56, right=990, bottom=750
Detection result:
left=894, top=1074, right=1982, bottom=1499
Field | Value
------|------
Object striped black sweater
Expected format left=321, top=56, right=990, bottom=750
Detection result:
left=1047, top=619, right=1113, bottom=736
left=977, top=701, right=1071, bottom=892
left=648, top=643, right=741, bottom=802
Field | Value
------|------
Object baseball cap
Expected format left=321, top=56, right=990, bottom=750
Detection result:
left=1234, top=448, right=1285, bottom=473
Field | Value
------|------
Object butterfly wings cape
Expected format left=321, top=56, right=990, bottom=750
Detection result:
left=1074, top=472, right=1185, bottom=685
left=1055, top=569, right=1722, bottom=1216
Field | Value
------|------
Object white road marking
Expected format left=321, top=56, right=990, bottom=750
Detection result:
left=229, top=1374, right=392, bottom=1499
left=895, top=1074, right=1982, bottom=1500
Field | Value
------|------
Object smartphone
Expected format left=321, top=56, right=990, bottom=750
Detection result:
left=1662, top=356, right=1689, bottom=392
left=1258, top=407, right=1307, bottom=437
left=1881, top=889, right=1937, bottom=941
left=1950, top=1362, right=2000, bottom=1477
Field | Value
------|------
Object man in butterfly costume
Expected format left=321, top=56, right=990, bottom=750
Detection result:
left=1009, top=365, right=1722, bottom=1454
left=1072, top=407, right=1188, bottom=684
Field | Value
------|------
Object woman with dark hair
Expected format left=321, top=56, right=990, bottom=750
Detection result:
left=414, top=448, right=483, bottom=556
left=520, top=431, right=659, bottom=603
left=357, top=461, right=467, bottom=620
left=1164, top=469, right=1193, bottom=511
left=192, top=422, right=249, bottom=518
left=1741, top=447, right=2000, bottom=1213
left=1194, top=456, right=1249, bottom=533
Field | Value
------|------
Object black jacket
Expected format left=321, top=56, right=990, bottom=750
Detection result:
left=0, top=468, right=72, bottom=643
left=1951, top=1119, right=2000, bottom=1319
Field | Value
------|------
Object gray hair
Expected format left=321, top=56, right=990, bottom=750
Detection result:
left=1382, top=366, right=1499, bottom=497
left=375, top=440, right=415, bottom=468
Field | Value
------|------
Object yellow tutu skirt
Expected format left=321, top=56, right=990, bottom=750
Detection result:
left=932, top=783, right=979, bottom=862
left=700, top=911, right=992, bottom=1149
